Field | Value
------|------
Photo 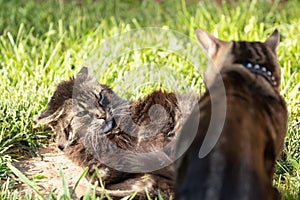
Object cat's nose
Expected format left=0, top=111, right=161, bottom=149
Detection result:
left=96, top=113, right=106, bottom=120
left=58, top=145, right=65, bottom=151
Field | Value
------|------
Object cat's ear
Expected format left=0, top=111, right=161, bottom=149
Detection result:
left=35, top=106, right=65, bottom=125
left=264, top=29, right=279, bottom=53
left=35, top=79, right=74, bottom=125
left=76, top=67, right=89, bottom=81
left=76, top=67, right=97, bottom=83
left=195, top=29, right=223, bottom=58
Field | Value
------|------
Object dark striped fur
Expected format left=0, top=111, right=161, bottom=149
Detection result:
left=175, top=29, right=287, bottom=200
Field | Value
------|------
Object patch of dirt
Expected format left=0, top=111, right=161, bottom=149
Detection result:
left=13, top=144, right=90, bottom=199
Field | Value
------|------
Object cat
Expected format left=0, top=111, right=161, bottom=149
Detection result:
left=36, top=67, right=194, bottom=199
left=175, top=29, right=288, bottom=200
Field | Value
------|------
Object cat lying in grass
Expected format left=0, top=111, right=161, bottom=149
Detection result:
left=36, top=67, right=194, bottom=199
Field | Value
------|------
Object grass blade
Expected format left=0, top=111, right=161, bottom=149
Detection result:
left=7, top=162, right=43, bottom=200
left=58, top=164, right=70, bottom=199
left=70, top=167, right=89, bottom=197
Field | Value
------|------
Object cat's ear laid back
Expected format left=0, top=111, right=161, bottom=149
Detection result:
left=35, top=79, right=74, bottom=126
left=35, top=105, right=67, bottom=126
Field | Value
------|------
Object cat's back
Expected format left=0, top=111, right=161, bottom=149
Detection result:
left=175, top=29, right=287, bottom=200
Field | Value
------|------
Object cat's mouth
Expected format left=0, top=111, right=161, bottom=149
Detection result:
left=100, top=118, right=116, bottom=134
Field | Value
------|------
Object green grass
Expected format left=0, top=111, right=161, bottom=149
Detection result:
left=0, top=0, right=299, bottom=199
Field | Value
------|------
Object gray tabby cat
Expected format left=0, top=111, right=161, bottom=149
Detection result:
left=36, top=67, right=194, bottom=199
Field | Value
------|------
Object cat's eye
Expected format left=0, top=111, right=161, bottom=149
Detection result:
left=76, top=110, right=89, bottom=117
left=98, top=91, right=104, bottom=106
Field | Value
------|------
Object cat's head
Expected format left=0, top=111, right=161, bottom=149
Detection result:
left=36, top=67, right=115, bottom=151
left=196, top=29, right=281, bottom=90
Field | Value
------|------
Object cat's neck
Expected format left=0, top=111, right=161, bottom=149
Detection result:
left=219, top=64, right=278, bottom=97
left=240, top=62, right=277, bottom=87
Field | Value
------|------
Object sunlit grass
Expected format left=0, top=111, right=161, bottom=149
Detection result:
left=0, top=0, right=299, bottom=199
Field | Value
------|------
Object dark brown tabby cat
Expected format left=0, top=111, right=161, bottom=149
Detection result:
left=36, top=67, right=194, bottom=199
left=175, top=29, right=287, bottom=200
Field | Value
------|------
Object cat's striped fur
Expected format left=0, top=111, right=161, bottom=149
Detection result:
left=36, top=67, right=194, bottom=199
left=175, top=29, right=287, bottom=200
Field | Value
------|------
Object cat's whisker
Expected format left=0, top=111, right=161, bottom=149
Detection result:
left=111, top=108, right=129, bottom=113
left=110, top=104, right=130, bottom=111
left=112, top=113, right=131, bottom=116
left=111, top=106, right=129, bottom=110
